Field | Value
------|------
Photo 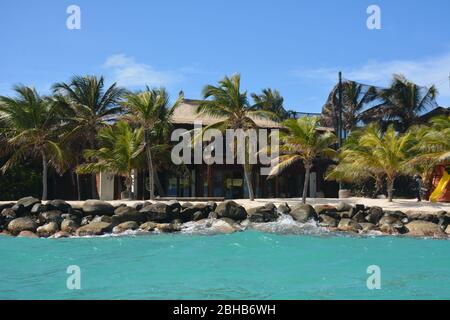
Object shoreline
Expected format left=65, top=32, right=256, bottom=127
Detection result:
left=1, top=197, right=450, bottom=240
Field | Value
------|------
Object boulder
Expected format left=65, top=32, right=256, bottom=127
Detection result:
left=39, top=210, right=63, bottom=224
left=16, top=196, right=40, bottom=211
left=61, top=213, right=82, bottom=224
left=314, top=205, right=336, bottom=216
left=289, top=204, right=317, bottom=223
left=385, top=211, right=409, bottom=224
left=140, top=203, right=172, bottom=223
left=114, top=206, right=146, bottom=223
left=82, top=200, right=114, bottom=216
left=31, top=203, right=48, bottom=214
left=446, top=225, right=450, bottom=235
left=76, top=222, right=113, bottom=236
left=406, top=211, right=440, bottom=224
left=180, top=204, right=208, bottom=222
left=352, top=210, right=367, bottom=223
left=214, top=201, right=248, bottom=221
left=277, top=203, right=290, bottom=215
left=61, top=219, right=79, bottom=233
left=11, top=204, right=26, bottom=216
left=93, top=215, right=113, bottom=223
left=359, top=223, right=378, bottom=233
left=1, top=208, right=17, bottom=224
left=379, top=215, right=404, bottom=229
left=192, top=211, right=207, bottom=221
left=318, top=214, right=338, bottom=228
left=380, top=224, right=399, bottom=235
left=338, top=218, right=361, bottom=232
left=18, top=231, right=39, bottom=238
left=113, top=221, right=139, bottom=234
left=81, top=216, right=94, bottom=226
left=206, top=201, right=217, bottom=212
left=438, top=214, right=450, bottom=230
left=47, top=200, right=71, bottom=212
left=140, top=222, right=157, bottom=232
left=405, top=221, right=445, bottom=237
left=366, top=207, right=384, bottom=224
left=167, top=200, right=182, bottom=217
left=210, top=219, right=239, bottom=234
left=336, top=201, right=353, bottom=212
left=54, top=231, right=71, bottom=239
left=0, top=203, right=14, bottom=212
left=37, top=222, right=59, bottom=237
left=131, top=202, right=145, bottom=211
left=155, top=223, right=181, bottom=233
left=247, top=205, right=279, bottom=223
left=8, top=217, right=37, bottom=235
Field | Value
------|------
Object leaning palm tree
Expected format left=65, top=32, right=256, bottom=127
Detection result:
left=52, top=75, right=126, bottom=198
left=330, top=123, right=414, bottom=202
left=0, top=86, right=65, bottom=200
left=269, top=117, right=337, bottom=204
left=362, top=75, right=438, bottom=132
left=121, top=88, right=183, bottom=199
left=77, top=121, right=145, bottom=199
left=322, top=80, right=379, bottom=137
left=197, top=74, right=275, bottom=201
left=251, top=88, right=288, bottom=120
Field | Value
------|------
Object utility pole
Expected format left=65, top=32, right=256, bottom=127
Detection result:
left=338, top=71, right=343, bottom=147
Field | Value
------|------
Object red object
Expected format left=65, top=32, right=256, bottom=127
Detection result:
left=431, top=165, right=450, bottom=202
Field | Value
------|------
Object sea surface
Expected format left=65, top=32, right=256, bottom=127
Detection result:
left=1, top=221, right=450, bottom=300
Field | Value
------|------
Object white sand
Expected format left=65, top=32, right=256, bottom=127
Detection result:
left=1, top=197, right=449, bottom=213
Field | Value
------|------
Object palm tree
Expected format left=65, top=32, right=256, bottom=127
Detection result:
left=251, top=88, right=287, bottom=120
left=268, top=117, right=337, bottom=204
left=322, top=80, right=379, bottom=137
left=329, top=123, right=414, bottom=202
left=121, top=87, right=183, bottom=199
left=78, top=121, right=145, bottom=199
left=362, top=75, right=438, bottom=132
left=52, top=75, right=126, bottom=199
left=197, top=74, right=275, bottom=201
left=0, top=86, right=65, bottom=200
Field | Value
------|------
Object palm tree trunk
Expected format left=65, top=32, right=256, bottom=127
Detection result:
left=76, top=172, right=81, bottom=200
left=243, top=164, right=255, bottom=201
left=145, top=133, right=155, bottom=200
left=154, top=167, right=165, bottom=197
left=41, top=152, right=48, bottom=201
left=88, top=137, right=99, bottom=199
left=387, top=177, right=395, bottom=202
left=302, top=163, right=312, bottom=204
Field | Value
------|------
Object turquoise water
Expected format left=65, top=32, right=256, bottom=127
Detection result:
left=0, top=231, right=449, bottom=300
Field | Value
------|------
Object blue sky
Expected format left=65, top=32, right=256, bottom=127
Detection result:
left=1, top=0, right=449, bottom=113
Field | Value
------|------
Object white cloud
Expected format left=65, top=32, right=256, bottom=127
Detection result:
left=103, top=54, right=182, bottom=88
left=296, top=52, right=450, bottom=101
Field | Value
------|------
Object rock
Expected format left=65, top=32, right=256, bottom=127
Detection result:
left=39, top=211, right=63, bottom=224
left=446, top=225, right=450, bottom=235
left=113, top=221, right=139, bottom=234
left=8, top=217, right=37, bottom=235
left=47, top=200, right=71, bottom=212
left=352, top=210, right=367, bottom=223
left=30, top=203, right=48, bottom=214
left=155, top=223, right=181, bottom=233
left=214, top=201, right=248, bottom=221
left=366, top=207, right=384, bottom=224
left=37, top=222, right=59, bottom=237
left=61, top=214, right=81, bottom=224
left=438, top=214, right=450, bottom=230
left=210, top=219, right=239, bottom=234
left=380, top=224, right=399, bottom=235
left=140, top=203, right=172, bottom=223
left=140, top=222, right=157, bottom=232
left=206, top=201, right=217, bottom=212
left=61, top=219, right=79, bottom=233
left=54, top=231, right=71, bottom=239
left=338, top=211, right=352, bottom=219
left=247, top=205, right=279, bottom=223
left=385, top=211, right=409, bottom=224
left=76, top=222, right=112, bottom=236
left=82, top=200, right=114, bottom=216
left=16, top=196, right=40, bottom=211
left=406, top=211, right=440, bottom=224
left=11, top=204, right=26, bottom=216
left=81, top=216, right=93, bottom=226
left=338, top=218, right=361, bottom=232
left=359, top=223, right=378, bottom=232
left=93, top=215, right=113, bottom=223
left=0, top=203, right=14, bottom=212
left=181, top=202, right=194, bottom=209
left=180, top=204, right=208, bottom=222
left=114, top=206, right=146, bottom=223
left=319, top=214, right=338, bottom=228
left=336, top=201, right=353, bottom=212
left=277, top=203, right=290, bottom=215
left=314, top=205, right=336, bottom=216
left=379, top=215, right=404, bottom=229
left=166, top=200, right=182, bottom=217
left=18, top=231, right=39, bottom=238
left=405, top=221, right=445, bottom=237
left=131, top=202, right=145, bottom=211
left=1, top=208, right=17, bottom=224
left=289, top=204, right=317, bottom=223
